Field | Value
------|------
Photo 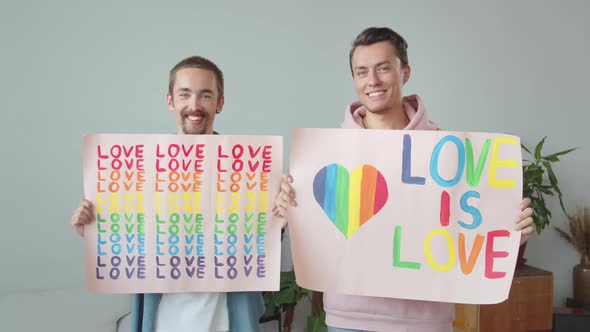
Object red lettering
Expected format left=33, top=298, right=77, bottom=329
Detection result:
left=110, top=145, right=122, bottom=158
left=232, top=145, right=244, bottom=158
left=98, top=159, right=107, bottom=170
left=156, top=159, right=165, bottom=172
left=97, top=146, right=108, bottom=159
left=248, top=145, right=261, bottom=158
left=181, top=144, right=194, bottom=157
left=440, top=191, right=450, bottom=227
left=195, top=144, right=205, bottom=159
left=168, top=144, right=180, bottom=157
left=248, top=160, right=260, bottom=172
left=123, top=145, right=134, bottom=158
left=156, top=144, right=165, bottom=158
left=136, top=145, right=144, bottom=158
left=485, top=230, right=510, bottom=279
left=181, top=159, right=192, bottom=171
left=194, top=159, right=204, bottom=172
left=124, top=159, right=134, bottom=169
left=217, top=160, right=227, bottom=172
left=218, top=145, right=229, bottom=158
left=262, top=145, right=272, bottom=159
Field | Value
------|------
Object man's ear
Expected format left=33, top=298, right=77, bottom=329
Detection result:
left=166, top=92, right=174, bottom=112
left=215, top=97, right=225, bottom=114
left=402, top=65, right=411, bottom=85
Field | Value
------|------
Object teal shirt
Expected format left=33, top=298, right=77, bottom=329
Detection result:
left=130, top=292, right=264, bottom=332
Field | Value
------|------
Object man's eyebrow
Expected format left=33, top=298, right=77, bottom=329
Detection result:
left=354, top=61, right=392, bottom=71
left=177, top=88, right=191, bottom=93
left=375, top=61, right=392, bottom=67
left=198, top=89, right=214, bottom=95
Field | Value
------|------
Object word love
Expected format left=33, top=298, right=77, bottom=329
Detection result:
left=217, top=144, right=273, bottom=174
left=214, top=143, right=273, bottom=281
left=97, top=145, right=146, bottom=192
left=97, top=144, right=145, bottom=170
left=393, top=226, right=510, bottom=279
left=403, top=135, right=519, bottom=189
left=156, top=143, right=205, bottom=172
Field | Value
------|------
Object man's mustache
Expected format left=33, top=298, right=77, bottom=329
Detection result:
left=181, top=109, right=208, bottom=118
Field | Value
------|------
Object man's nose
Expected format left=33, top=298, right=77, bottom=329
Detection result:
left=189, top=96, right=201, bottom=110
left=367, top=70, right=381, bottom=86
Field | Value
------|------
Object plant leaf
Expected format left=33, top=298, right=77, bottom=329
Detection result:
left=544, top=148, right=577, bottom=160
left=542, top=161, right=568, bottom=213
left=534, top=137, right=546, bottom=161
left=306, top=312, right=327, bottom=332
left=521, top=143, right=532, bottom=155
left=537, top=186, right=554, bottom=195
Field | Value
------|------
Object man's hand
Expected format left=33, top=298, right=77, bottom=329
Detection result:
left=70, top=199, right=95, bottom=237
left=516, top=198, right=534, bottom=245
left=272, top=174, right=297, bottom=220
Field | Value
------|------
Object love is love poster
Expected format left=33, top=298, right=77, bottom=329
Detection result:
left=288, top=128, right=522, bottom=304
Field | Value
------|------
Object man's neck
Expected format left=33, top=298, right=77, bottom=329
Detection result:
left=176, top=128, right=213, bottom=135
left=363, top=104, right=409, bottom=130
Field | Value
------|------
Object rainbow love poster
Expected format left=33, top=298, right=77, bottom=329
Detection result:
left=289, top=128, right=522, bottom=304
left=82, top=134, right=282, bottom=293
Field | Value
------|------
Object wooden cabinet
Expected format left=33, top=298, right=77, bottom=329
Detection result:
left=453, top=265, right=553, bottom=332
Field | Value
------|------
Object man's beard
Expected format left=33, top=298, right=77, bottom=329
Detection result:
left=180, top=109, right=209, bottom=135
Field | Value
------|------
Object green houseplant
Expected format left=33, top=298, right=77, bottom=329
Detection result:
left=261, top=271, right=327, bottom=332
left=521, top=137, right=575, bottom=234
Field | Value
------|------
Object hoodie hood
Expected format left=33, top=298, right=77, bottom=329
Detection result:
left=340, top=94, right=439, bottom=130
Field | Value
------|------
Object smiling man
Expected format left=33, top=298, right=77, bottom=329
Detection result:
left=273, top=27, right=535, bottom=332
left=71, top=56, right=264, bottom=332
left=168, top=58, right=224, bottom=135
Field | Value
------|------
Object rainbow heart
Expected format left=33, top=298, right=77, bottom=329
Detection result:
left=313, top=164, right=389, bottom=239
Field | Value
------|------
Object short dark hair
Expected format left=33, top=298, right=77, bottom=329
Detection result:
left=168, top=56, right=224, bottom=99
left=349, top=27, right=409, bottom=74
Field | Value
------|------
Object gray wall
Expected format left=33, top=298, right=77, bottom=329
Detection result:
left=1, top=1, right=588, bottom=331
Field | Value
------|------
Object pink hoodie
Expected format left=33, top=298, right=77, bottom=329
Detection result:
left=325, top=95, right=454, bottom=332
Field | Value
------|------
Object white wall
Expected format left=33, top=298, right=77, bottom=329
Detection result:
left=1, top=1, right=588, bottom=331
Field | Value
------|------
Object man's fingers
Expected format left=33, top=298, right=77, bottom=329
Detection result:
left=82, top=199, right=94, bottom=211
left=520, top=198, right=531, bottom=210
left=281, top=182, right=295, bottom=198
left=515, top=217, right=534, bottom=231
left=520, top=225, right=534, bottom=245
left=514, top=207, right=534, bottom=229
left=81, top=208, right=95, bottom=224
left=522, top=207, right=533, bottom=218
left=75, top=224, right=85, bottom=237
left=282, top=173, right=293, bottom=183
left=522, top=225, right=534, bottom=236
left=280, top=193, right=297, bottom=208
left=70, top=210, right=81, bottom=227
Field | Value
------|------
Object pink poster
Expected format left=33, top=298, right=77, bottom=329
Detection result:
left=82, top=134, right=282, bottom=293
left=288, top=128, right=522, bottom=304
